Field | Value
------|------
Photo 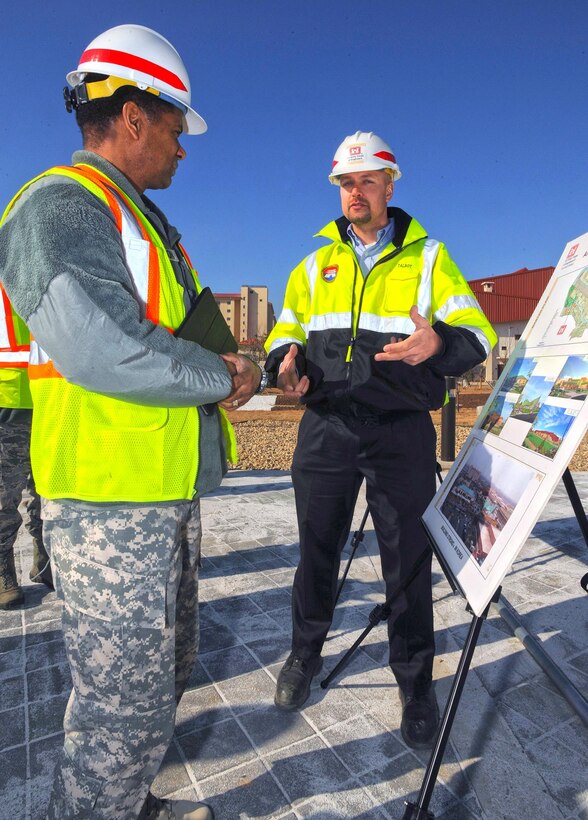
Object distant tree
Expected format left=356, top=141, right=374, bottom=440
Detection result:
left=461, top=364, right=485, bottom=386
left=238, top=336, right=267, bottom=363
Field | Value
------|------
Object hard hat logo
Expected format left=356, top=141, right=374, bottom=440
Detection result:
left=329, top=131, right=401, bottom=185
left=65, top=24, right=207, bottom=135
left=347, top=145, right=365, bottom=165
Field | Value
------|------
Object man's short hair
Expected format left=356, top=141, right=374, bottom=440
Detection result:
left=75, top=74, right=178, bottom=142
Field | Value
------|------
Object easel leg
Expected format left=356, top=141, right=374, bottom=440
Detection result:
left=403, top=591, right=499, bottom=820
left=334, top=506, right=370, bottom=606
left=493, top=594, right=588, bottom=726
left=562, top=468, right=588, bottom=551
left=561, top=468, right=588, bottom=594
left=320, top=547, right=432, bottom=689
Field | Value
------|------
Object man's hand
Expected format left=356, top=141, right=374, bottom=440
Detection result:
left=218, top=353, right=262, bottom=409
left=277, top=343, right=310, bottom=399
left=374, top=305, right=442, bottom=365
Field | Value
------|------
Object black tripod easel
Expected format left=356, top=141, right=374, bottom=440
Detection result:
left=321, top=465, right=588, bottom=819
left=401, top=585, right=502, bottom=820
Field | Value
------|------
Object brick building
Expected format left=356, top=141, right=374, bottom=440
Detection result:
left=468, top=266, right=555, bottom=380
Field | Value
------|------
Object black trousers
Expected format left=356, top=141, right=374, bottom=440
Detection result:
left=290, top=405, right=437, bottom=696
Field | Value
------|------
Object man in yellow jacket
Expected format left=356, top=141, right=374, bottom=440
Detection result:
left=0, top=24, right=261, bottom=820
left=265, top=131, right=496, bottom=749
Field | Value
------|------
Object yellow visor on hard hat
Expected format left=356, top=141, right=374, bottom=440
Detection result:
left=64, top=75, right=188, bottom=115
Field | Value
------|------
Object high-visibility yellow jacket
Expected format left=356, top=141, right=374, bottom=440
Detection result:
left=266, top=208, right=497, bottom=412
left=1, top=163, right=235, bottom=501
left=0, top=284, right=32, bottom=408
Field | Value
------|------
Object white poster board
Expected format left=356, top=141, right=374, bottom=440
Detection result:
left=422, top=231, right=588, bottom=616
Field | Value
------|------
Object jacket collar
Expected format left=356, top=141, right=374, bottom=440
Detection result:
left=315, top=206, right=427, bottom=249
left=72, top=150, right=181, bottom=246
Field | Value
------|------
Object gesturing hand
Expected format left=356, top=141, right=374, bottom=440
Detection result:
left=277, top=344, right=310, bottom=399
left=374, top=305, right=442, bottom=366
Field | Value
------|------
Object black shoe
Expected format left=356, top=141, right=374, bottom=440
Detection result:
left=274, top=652, right=323, bottom=711
left=399, top=687, right=440, bottom=749
left=140, top=792, right=214, bottom=819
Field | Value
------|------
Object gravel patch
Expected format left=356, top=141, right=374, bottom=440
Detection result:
left=231, top=417, right=588, bottom=473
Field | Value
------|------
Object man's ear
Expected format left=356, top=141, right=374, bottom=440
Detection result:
left=387, top=179, right=394, bottom=202
left=120, top=101, right=143, bottom=141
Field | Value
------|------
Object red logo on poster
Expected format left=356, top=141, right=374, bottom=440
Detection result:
left=322, top=265, right=338, bottom=282
left=567, top=243, right=579, bottom=259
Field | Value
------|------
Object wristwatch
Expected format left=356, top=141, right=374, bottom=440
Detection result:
left=256, top=368, right=269, bottom=394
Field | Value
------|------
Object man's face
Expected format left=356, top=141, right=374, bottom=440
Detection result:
left=140, top=106, right=187, bottom=190
left=338, top=170, right=393, bottom=227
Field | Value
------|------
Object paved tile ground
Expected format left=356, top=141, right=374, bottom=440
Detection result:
left=1, top=471, right=587, bottom=819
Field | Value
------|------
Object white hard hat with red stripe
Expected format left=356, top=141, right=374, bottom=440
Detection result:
left=329, top=131, right=401, bottom=184
left=66, top=24, right=207, bottom=134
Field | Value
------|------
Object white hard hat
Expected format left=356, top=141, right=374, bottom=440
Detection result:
left=66, top=24, right=207, bottom=135
left=329, top=131, right=401, bottom=184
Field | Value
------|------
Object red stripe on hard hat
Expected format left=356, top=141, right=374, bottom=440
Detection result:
left=373, top=150, right=396, bottom=163
left=79, top=48, right=188, bottom=92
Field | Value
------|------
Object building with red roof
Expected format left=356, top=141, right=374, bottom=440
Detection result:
left=468, top=266, right=555, bottom=380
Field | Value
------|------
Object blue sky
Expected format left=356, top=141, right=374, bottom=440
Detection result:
left=557, top=355, right=588, bottom=380
left=531, top=403, right=575, bottom=436
left=2, top=1, right=586, bottom=309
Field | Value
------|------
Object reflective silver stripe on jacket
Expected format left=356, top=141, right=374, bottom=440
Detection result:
left=0, top=351, right=29, bottom=365
left=29, top=342, right=50, bottom=366
left=116, top=193, right=150, bottom=308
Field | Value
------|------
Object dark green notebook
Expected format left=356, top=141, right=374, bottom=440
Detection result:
left=175, top=287, right=238, bottom=354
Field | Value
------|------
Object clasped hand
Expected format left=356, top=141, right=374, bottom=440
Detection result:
left=218, top=353, right=261, bottom=409
left=374, top=305, right=441, bottom=365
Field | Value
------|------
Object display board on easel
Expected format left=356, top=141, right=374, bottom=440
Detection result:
left=422, top=231, right=588, bottom=616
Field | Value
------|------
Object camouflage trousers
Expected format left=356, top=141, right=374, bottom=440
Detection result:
left=0, top=413, right=42, bottom=558
left=44, top=499, right=202, bottom=820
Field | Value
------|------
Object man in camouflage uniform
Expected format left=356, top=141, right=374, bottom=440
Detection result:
left=46, top=502, right=203, bottom=818
left=0, top=409, right=53, bottom=609
left=0, top=23, right=261, bottom=820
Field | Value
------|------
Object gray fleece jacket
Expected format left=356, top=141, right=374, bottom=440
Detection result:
left=0, top=151, right=233, bottom=499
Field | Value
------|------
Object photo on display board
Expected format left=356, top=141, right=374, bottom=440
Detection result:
left=422, top=232, right=588, bottom=616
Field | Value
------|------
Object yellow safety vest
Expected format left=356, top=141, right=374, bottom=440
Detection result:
left=0, top=283, right=32, bottom=408
left=2, top=164, right=235, bottom=501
